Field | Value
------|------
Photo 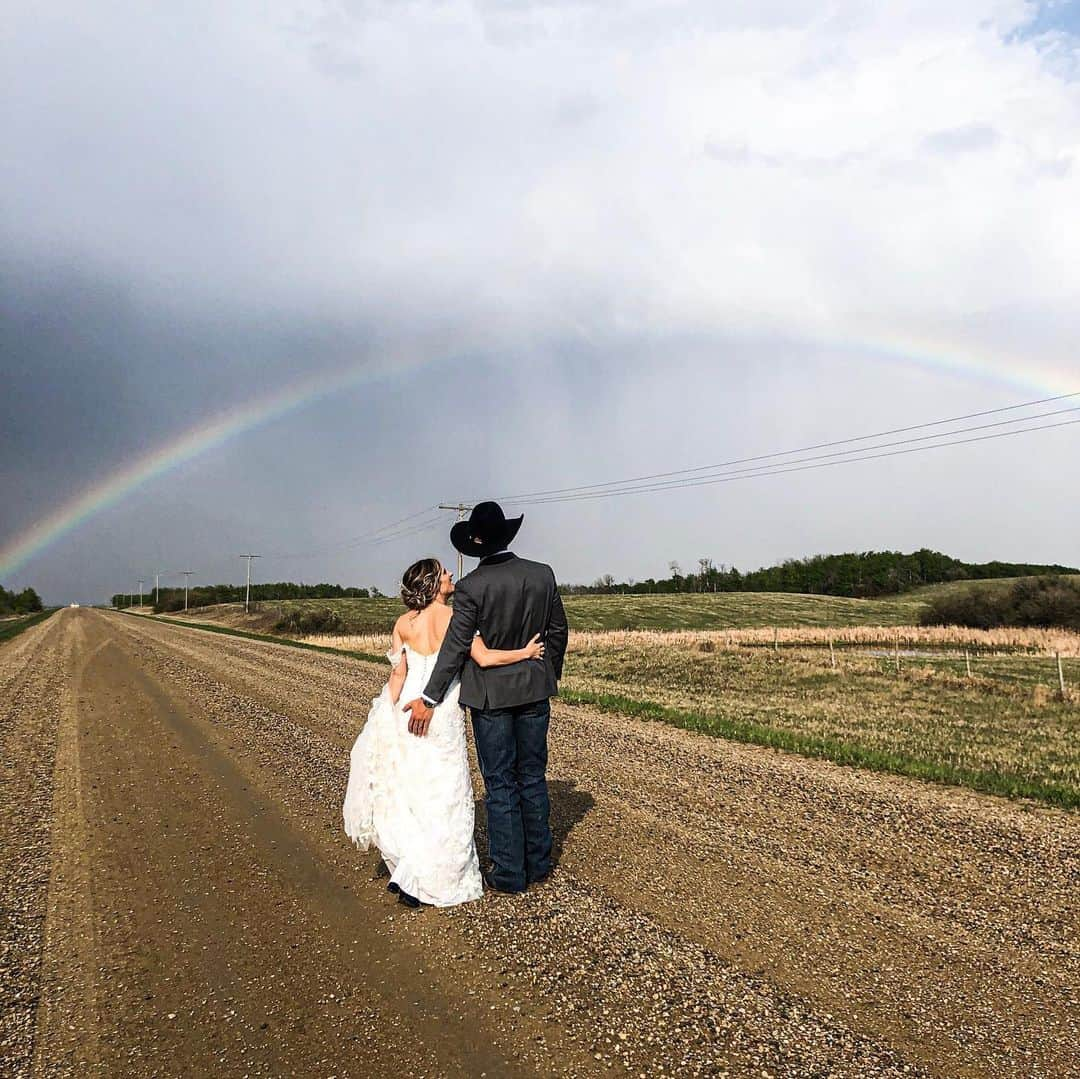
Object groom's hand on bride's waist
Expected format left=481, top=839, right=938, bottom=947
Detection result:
left=404, top=698, right=434, bottom=737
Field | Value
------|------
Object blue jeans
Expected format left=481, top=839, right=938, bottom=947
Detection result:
left=471, top=699, right=552, bottom=892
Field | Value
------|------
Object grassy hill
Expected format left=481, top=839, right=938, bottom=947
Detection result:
left=170, top=578, right=1048, bottom=636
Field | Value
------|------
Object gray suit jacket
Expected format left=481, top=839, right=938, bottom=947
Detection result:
left=422, top=553, right=569, bottom=710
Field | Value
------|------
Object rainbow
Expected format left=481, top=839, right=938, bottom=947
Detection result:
left=1, top=341, right=1077, bottom=581
left=0, top=361, right=401, bottom=580
left=838, top=330, right=1078, bottom=399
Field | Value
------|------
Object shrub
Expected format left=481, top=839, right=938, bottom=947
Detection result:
left=922, top=575, right=1080, bottom=631
left=272, top=607, right=347, bottom=635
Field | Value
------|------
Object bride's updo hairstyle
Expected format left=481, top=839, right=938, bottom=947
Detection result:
left=401, top=558, right=442, bottom=612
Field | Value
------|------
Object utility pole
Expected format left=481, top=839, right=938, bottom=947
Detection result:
left=154, top=571, right=161, bottom=606
left=240, top=554, right=260, bottom=613
left=137, top=578, right=144, bottom=609
left=438, top=504, right=473, bottom=582
left=181, top=571, right=194, bottom=611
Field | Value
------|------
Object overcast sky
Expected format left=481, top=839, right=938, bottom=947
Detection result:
left=3, top=1, right=1080, bottom=605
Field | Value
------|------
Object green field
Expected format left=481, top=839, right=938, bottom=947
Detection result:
left=565, top=590, right=927, bottom=629
left=184, top=579, right=1029, bottom=635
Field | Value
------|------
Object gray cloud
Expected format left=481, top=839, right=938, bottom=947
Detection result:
left=2, top=1, right=1080, bottom=604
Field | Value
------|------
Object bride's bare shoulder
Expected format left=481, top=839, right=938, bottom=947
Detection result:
left=394, top=610, right=416, bottom=643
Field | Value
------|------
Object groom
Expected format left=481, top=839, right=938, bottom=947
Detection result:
left=405, top=502, right=569, bottom=894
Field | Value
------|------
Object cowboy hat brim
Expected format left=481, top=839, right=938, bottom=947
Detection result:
left=450, top=513, right=523, bottom=559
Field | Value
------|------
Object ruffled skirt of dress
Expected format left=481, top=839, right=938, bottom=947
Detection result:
left=342, top=685, right=483, bottom=907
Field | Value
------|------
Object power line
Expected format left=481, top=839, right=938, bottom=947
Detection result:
left=492, top=389, right=1080, bottom=504
left=515, top=404, right=1080, bottom=503
left=264, top=392, right=1080, bottom=559
left=264, top=505, right=442, bottom=561
left=115, top=391, right=1079, bottom=595
left=510, top=415, right=1080, bottom=507
left=371, top=515, right=447, bottom=546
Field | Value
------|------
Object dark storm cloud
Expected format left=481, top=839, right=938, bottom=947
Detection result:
left=0, top=253, right=381, bottom=515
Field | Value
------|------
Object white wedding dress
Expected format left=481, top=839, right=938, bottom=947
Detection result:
left=342, top=644, right=483, bottom=907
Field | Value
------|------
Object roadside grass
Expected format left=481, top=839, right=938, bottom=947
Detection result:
left=558, top=687, right=1078, bottom=809
left=0, top=609, right=56, bottom=645
left=176, top=599, right=404, bottom=635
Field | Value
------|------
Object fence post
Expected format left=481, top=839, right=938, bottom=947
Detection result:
left=894, top=634, right=901, bottom=676
left=965, top=650, right=972, bottom=678
left=829, top=637, right=836, bottom=669
left=773, top=627, right=778, bottom=653
left=1058, top=653, right=1069, bottom=702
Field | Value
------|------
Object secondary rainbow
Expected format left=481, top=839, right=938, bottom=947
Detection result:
left=1, top=343, right=1077, bottom=581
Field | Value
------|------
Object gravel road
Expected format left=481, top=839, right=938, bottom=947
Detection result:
left=2, top=609, right=1076, bottom=1077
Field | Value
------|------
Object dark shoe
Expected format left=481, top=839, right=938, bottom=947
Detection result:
left=397, top=890, right=421, bottom=909
left=386, top=881, right=400, bottom=895
left=375, top=859, right=391, bottom=879
left=528, top=871, right=552, bottom=887
left=482, top=871, right=525, bottom=895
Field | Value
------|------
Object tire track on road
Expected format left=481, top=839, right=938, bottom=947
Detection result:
left=33, top=629, right=112, bottom=1076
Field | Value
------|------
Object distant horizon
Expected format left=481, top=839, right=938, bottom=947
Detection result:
left=86, top=546, right=1080, bottom=610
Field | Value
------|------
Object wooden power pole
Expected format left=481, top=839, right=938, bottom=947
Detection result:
left=240, top=554, right=260, bottom=613
left=438, top=504, right=473, bottom=582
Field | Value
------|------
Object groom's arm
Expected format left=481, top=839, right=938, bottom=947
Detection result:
left=546, top=586, right=569, bottom=681
left=420, top=582, right=480, bottom=706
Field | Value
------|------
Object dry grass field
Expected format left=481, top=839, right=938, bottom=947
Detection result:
left=561, top=633, right=1080, bottom=804
left=302, top=626, right=1080, bottom=807
left=168, top=582, right=1080, bottom=807
left=630, top=623, right=1080, bottom=654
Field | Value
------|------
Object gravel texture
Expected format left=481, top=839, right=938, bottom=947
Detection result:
left=0, top=613, right=69, bottom=1075
left=3, top=609, right=1077, bottom=1077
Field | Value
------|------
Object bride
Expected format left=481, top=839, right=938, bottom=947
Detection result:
left=342, top=558, right=545, bottom=908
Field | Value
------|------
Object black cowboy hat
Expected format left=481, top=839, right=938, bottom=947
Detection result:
left=450, top=501, right=524, bottom=559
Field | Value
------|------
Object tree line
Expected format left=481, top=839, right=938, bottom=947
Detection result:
left=111, top=581, right=374, bottom=613
left=0, top=584, right=44, bottom=615
left=563, top=549, right=1079, bottom=599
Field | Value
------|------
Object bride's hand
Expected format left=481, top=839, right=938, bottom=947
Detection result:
left=524, top=633, right=545, bottom=660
